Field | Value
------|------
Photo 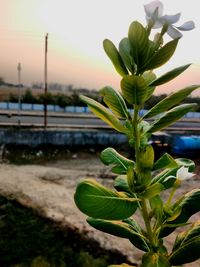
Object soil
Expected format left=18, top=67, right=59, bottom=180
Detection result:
left=0, top=151, right=199, bottom=266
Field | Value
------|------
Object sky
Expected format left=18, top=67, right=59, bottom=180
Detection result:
left=0, top=0, right=200, bottom=96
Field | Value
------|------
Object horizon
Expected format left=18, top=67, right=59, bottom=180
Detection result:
left=0, top=0, right=200, bottom=96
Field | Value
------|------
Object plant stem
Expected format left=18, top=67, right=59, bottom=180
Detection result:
left=165, top=187, right=177, bottom=208
left=133, top=105, right=141, bottom=182
left=133, top=104, right=155, bottom=249
left=141, top=198, right=155, bottom=248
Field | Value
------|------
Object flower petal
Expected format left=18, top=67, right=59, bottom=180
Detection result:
left=167, top=25, right=182, bottom=39
left=151, top=19, right=163, bottom=29
left=161, top=13, right=181, bottom=24
left=144, top=0, right=163, bottom=17
left=176, top=166, right=195, bottom=180
left=177, top=20, right=195, bottom=31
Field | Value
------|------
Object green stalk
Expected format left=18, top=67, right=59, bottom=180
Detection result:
left=141, top=199, right=155, bottom=249
left=133, top=104, right=155, bottom=250
left=133, top=105, right=140, bottom=182
left=165, top=180, right=181, bottom=208
left=165, top=187, right=177, bottom=208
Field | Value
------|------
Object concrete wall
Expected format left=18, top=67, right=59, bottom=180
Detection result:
left=0, top=129, right=128, bottom=147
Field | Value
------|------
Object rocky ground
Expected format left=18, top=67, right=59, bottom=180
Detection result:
left=0, top=151, right=199, bottom=266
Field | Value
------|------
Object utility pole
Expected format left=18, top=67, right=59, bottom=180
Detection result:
left=17, top=63, right=22, bottom=126
left=44, top=33, right=48, bottom=129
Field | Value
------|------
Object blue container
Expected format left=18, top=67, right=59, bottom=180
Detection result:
left=173, top=136, right=200, bottom=154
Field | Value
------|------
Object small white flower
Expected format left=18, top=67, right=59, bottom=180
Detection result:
left=144, top=0, right=195, bottom=39
left=176, top=166, right=195, bottom=181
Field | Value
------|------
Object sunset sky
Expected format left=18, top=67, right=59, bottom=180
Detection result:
left=0, top=0, right=200, bottom=95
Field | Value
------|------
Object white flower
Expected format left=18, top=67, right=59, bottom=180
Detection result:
left=144, top=0, right=195, bottom=39
left=176, top=166, right=195, bottom=181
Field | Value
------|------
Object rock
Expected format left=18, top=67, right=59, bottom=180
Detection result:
left=40, top=169, right=66, bottom=183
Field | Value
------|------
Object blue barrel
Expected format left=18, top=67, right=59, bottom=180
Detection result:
left=173, top=136, right=200, bottom=154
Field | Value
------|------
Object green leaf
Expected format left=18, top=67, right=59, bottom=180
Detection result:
left=128, top=21, right=150, bottom=70
left=80, top=95, right=128, bottom=133
left=109, top=264, right=137, bottom=267
left=150, top=64, right=191, bottom=86
left=150, top=195, right=163, bottom=219
left=142, top=71, right=156, bottom=100
left=100, top=86, right=129, bottom=119
left=148, top=103, right=197, bottom=133
left=172, top=231, right=186, bottom=252
left=124, top=218, right=150, bottom=251
left=100, top=147, right=135, bottom=174
left=142, top=71, right=157, bottom=85
left=141, top=183, right=164, bottom=199
left=162, top=176, right=176, bottom=189
left=142, top=252, right=171, bottom=267
left=121, top=75, right=147, bottom=105
left=173, top=221, right=200, bottom=251
left=144, top=38, right=179, bottom=70
left=154, top=153, right=178, bottom=170
left=143, top=85, right=200, bottom=119
left=87, top=218, right=149, bottom=252
left=169, top=222, right=200, bottom=265
left=152, top=157, right=195, bottom=185
left=151, top=168, right=177, bottom=185
left=114, top=175, right=130, bottom=193
left=138, top=145, right=154, bottom=170
left=103, top=39, right=129, bottom=77
left=176, top=189, right=200, bottom=218
left=175, top=158, right=195, bottom=172
left=180, top=221, right=200, bottom=243
left=160, top=189, right=200, bottom=237
left=127, top=167, right=135, bottom=192
left=119, top=38, right=135, bottom=73
left=74, top=179, right=138, bottom=220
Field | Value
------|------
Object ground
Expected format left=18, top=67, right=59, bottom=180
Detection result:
left=0, top=151, right=199, bottom=266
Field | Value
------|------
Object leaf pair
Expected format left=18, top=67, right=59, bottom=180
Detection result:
left=169, top=221, right=200, bottom=265
left=153, top=153, right=178, bottom=171
left=104, top=21, right=180, bottom=77
left=80, top=95, right=128, bottom=133
left=120, top=74, right=150, bottom=105
left=141, top=252, right=170, bottom=267
left=128, top=21, right=180, bottom=74
left=114, top=174, right=164, bottom=199
left=144, top=85, right=200, bottom=119
left=148, top=103, right=197, bottom=133
left=100, top=147, right=134, bottom=174
left=74, top=179, right=138, bottom=220
left=87, top=217, right=149, bottom=252
left=160, top=189, right=200, bottom=237
left=140, top=84, right=200, bottom=133
left=152, top=155, right=195, bottom=185
left=151, top=156, right=195, bottom=193
left=100, top=86, right=130, bottom=119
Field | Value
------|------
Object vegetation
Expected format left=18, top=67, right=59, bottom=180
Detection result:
left=6, top=88, right=100, bottom=108
left=0, top=77, right=4, bottom=85
left=1, top=79, right=200, bottom=111
left=0, top=196, right=128, bottom=267
left=74, top=1, right=200, bottom=266
left=1, top=88, right=198, bottom=111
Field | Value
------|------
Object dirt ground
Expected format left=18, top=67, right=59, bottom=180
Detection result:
left=46, top=153, right=200, bottom=267
left=0, top=151, right=199, bottom=266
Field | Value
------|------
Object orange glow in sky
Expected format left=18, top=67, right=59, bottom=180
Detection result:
left=0, top=0, right=200, bottom=95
